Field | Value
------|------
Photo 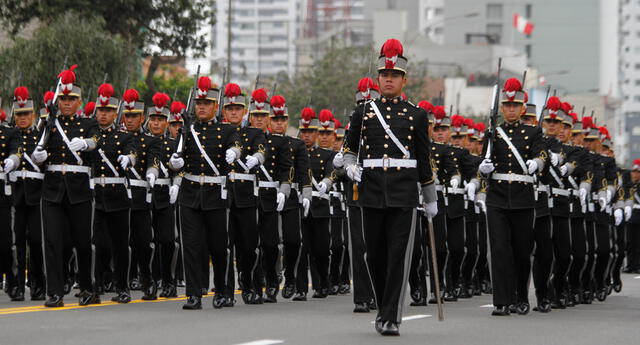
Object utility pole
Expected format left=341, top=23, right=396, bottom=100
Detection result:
left=226, top=0, right=232, bottom=82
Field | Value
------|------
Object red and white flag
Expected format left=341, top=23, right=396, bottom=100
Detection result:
left=513, top=13, right=534, bottom=35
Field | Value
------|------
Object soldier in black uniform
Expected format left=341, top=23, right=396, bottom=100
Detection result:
left=333, top=125, right=352, bottom=295
left=0, top=109, right=19, bottom=300
left=249, top=92, right=293, bottom=303
left=344, top=39, right=437, bottom=335
left=146, top=94, right=180, bottom=298
left=168, top=76, right=241, bottom=310
left=479, top=77, right=546, bottom=316
left=626, top=161, right=640, bottom=274
left=121, top=89, right=162, bottom=301
left=90, top=83, right=136, bottom=303
left=296, top=113, right=335, bottom=300
left=271, top=105, right=311, bottom=300
left=32, top=65, right=101, bottom=307
left=222, top=83, right=265, bottom=305
left=168, top=105, right=186, bottom=287
left=3, top=87, right=36, bottom=301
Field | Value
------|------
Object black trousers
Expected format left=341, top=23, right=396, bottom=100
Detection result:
left=258, top=206, right=279, bottom=289
left=445, top=216, right=465, bottom=292
left=281, top=207, right=301, bottom=285
left=462, top=219, right=479, bottom=289
left=130, top=209, right=154, bottom=287
left=329, top=215, right=345, bottom=288
left=340, top=217, right=351, bottom=285
left=42, top=197, right=94, bottom=296
left=362, top=207, right=415, bottom=323
left=179, top=206, right=229, bottom=297
left=594, top=217, right=612, bottom=290
left=94, top=208, right=130, bottom=291
left=228, top=205, right=258, bottom=294
left=487, top=206, right=535, bottom=306
left=552, top=215, right=572, bottom=298
left=533, top=215, right=552, bottom=300
left=174, top=206, right=184, bottom=282
left=152, top=206, right=178, bottom=285
left=611, top=222, right=626, bottom=285
left=627, top=222, right=640, bottom=271
left=428, top=212, right=447, bottom=296
left=12, top=204, right=45, bottom=293
left=569, top=217, right=587, bottom=293
left=583, top=220, right=597, bottom=292
left=475, top=213, right=490, bottom=287
left=0, top=206, right=14, bottom=287
left=409, top=215, right=428, bottom=297
left=297, top=215, right=330, bottom=293
left=348, top=206, right=373, bottom=304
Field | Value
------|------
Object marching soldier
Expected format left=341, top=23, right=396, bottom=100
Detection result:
left=168, top=76, right=241, bottom=310
left=334, top=123, right=352, bottom=294
left=121, top=89, right=162, bottom=301
left=168, top=105, right=185, bottom=140
left=146, top=94, right=180, bottom=298
left=32, top=65, right=101, bottom=307
left=580, top=116, right=599, bottom=303
left=343, top=38, right=437, bottom=335
left=626, top=160, right=640, bottom=274
left=479, top=77, right=546, bottom=316
left=91, top=83, right=135, bottom=303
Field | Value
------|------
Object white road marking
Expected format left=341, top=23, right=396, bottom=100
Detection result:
left=370, top=314, right=432, bottom=323
left=634, top=276, right=640, bottom=279
left=480, top=304, right=494, bottom=308
left=233, top=340, right=284, bottom=345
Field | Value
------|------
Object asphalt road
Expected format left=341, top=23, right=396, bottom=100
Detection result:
left=1, top=273, right=639, bottom=345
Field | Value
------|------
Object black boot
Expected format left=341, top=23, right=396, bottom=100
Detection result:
left=141, top=280, right=158, bottom=300
left=182, top=295, right=202, bottom=310
left=281, top=283, right=295, bottom=299
left=44, top=295, right=64, bottom=308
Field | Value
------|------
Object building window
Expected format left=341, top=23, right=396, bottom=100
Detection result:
left=486, top=4, right=503, bottom=19
left=633, top=126, right=640, bottom=136
left=525, top=44, right=531, bottom=58
left=634, top=95, right=640, bottom=102
left=635, top=63, right=640, bottom=70
left=635, top=80, right=640, bottom=86
left=435, top=7, right=443, bottom=16
left=525, top=4, right=532, bottom=18
left=487, top=23, right=503, bottom=41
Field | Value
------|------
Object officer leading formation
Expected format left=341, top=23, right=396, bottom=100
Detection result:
left=0, top=39, right=638, bottom=336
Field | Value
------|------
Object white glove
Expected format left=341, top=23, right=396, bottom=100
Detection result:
left=276, top=192, right=285, bottom=212
left=450, top=177, right=459, bottom=189
left=2, top=158, right=15, bottom=173
left=476, top=199, right=487, bottom=213
left=614, top=209, right=623, bottom=226
left=302, top=198, right=310, bottom=218
left=117, top=155, right=131, bottom=170
left=245, top=155, right=259, bottom=170
left=550, top=152, right=559, bottom=167
left=68, top=137, right=88, bottom=152
left=479, top=158, right=494, bottom=175
left=423, top=201, right=438, bottom=218
left=346, top=164, right=362, bottom=182
left=225, top=149, right=237, bottom=164
left=146, top=173, right=156, bottom=188
left=606, top=189, right=612, bottom=204
left=598, top=196, right=607, bottom=209
left=32, top=148, right=48, bottom=164
left=317, top=182, right=328, bottom=194
left=526, top=159, right=538, bottom=174
left=466, top=182, right=476, bottom=201
left=625, top=205, right=632, bottom=221
left=170, top=153, right=184, bottom=170
left=559, top=164, right=568, bottom=176
left=169, top=185, right=179, bottom=204
left=579, top=188, right=587, bottom=205
left=333, top=152, right=344, bottom=168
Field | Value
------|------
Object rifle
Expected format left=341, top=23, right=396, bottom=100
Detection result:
left=254, top=74, right=260, bottom=92
left=538, top=85, right=551, bottom=128
left=352, top=50, right=374, bottom=201
left=36, top=56, right=68, bottom=151
left=216, top=67, right=227, bottom=123
left=521, top=70, right=527, bottom=87
left=484, top=57, right=502, bottom=160
left=176, top=65, right=200, bottom=157
left=115, top=74, right=130, bottom=129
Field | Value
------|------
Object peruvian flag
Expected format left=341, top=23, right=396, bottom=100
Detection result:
left=513, top=13, right=534, bottom=35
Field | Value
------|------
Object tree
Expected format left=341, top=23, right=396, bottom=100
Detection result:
left=0, top=13, right=135, bottom=108
left=0, top=0, right=215, bottom=94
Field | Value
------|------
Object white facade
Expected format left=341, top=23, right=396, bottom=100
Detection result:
left=620, top=0, right=640, bottom=162
left=418, top=0, right=445, bottom=44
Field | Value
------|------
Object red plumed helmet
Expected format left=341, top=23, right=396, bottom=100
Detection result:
left=333, top=118, right=342, bottom=129
left=300, top=107, right=316, bottom=127
left=97, top=83, right=115, bottom=106
left=13, top=86, right=29, bottom=107
left=570, top=112, right=578, bottom=124
left=84, top=101, right=96, bottom=116
left=582, top=116, right=595, bottom=130
left=546, top=96, right=562, bottom=118
left=417, top=100, right=433, bottom=113
left=523, top=91, right=529, bottom=103
left=357, top=77, right=377, bottom=98
left=432, top=106, right=446, bottom=120
left=123, top=89, right=140, bottom=110
left=252, top=88, right=268, bottom=110
left=633, top=159, right=640, bottom=170
left=599, top=126, right=609, bottom=139
left=561, top=102, right=573, bottom=114
left=43, top=91, right=55, bottom=106
left=451, top=114, right=464, bottom=128
left=502, top=78, right=522, bottom=100
left=380, top=38, right=403, bottom=70
left=58, top=64, right=78, bottom=95
left=0, top=110, right=6, bottom=122
left=319, top=109, right=334, bottom=128
left=270, top=95, right=286, bottom=115
left=152, top=92, right=170, bottom=111
left=170, top=101, right=186, bottom=114
left=197, top=76, right=212, bottom=98
left=224, top=83, right=241, bottom=98
left=464, top=118, right=475, bottom=128
left=474, top=122, right=486, bottom=132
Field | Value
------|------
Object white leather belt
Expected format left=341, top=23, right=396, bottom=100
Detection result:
left=228, top=172, right=255, bottom=181
left=330, top=191, right=342, bottom=199
left=537, top=184, right=549, bottom=193
left=93, top=177, right=126, bottom=185
left=447, top=187, right=465, bottom=195
left=633, top=205, right=640, bottom=209
left=184, top=173, right=225, bottom=185
left=435, top=185, right=444, bottom=192
left=129, top=179, right=149, bottom=188
left=362, top=158, right=417, bottom=169
left=46, top=164, right=91, bottom=174
left=155, top=178, right=171, bottom=186
left=0, top=172, right=6, bottom=181
left=491, top=173, right=534, bottom=184
left=552, top=188, right=571, bottom=197
left=258, top=181, right=279, bottom=188
left=312, top=191, right=330, bottom=200
left=291, top=183, right=299, bottom=190
left=9, top=170, right=44, bottom=181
